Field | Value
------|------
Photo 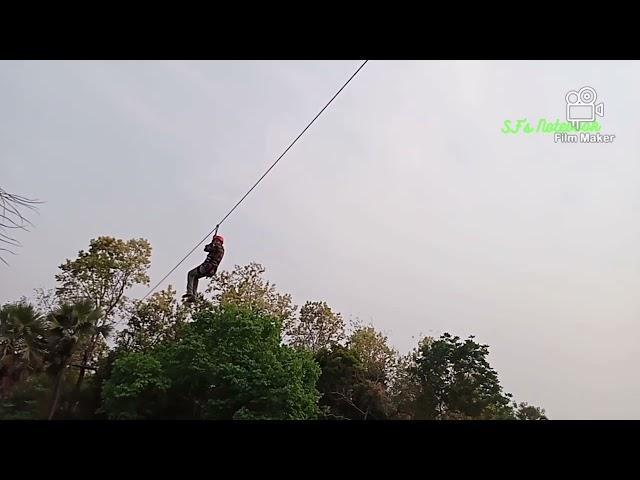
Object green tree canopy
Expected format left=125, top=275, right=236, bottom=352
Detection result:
left=54, top=236, right=152, bottom=391
left=314, top=326, right=397, bottom=420
left=55, top=236, right=151, bottom=317
left=286, top=301, right=345, bottom=352
left=103, top=305, right=321, bottom=420
left=206, top=262, right=296, bottom=323
left=116, top=286, right=189, bottom=354
left=514, top=402, right=547, bottom=420
left=409, top=333, right=513, bottom=420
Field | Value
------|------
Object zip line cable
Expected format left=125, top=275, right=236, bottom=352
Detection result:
left=142, top=60, right=369, bottom=300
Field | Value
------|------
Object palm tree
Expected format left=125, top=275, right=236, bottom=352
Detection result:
left=45, top=300, right=110, bottom=420
left=0, top=303, right=46, bottom=398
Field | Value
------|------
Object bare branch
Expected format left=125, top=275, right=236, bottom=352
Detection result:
left=0, top=212, right=31, bottom=229
left=0, top=187, right=42, bottom=264
left=330, top=390, right=370, bottom=418
left=0, top=232, right=21, bottom=246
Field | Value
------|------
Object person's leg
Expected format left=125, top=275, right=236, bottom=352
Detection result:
left=192, top=267, right=202, bottom=295
left=186, top=267, right=200, bottom=296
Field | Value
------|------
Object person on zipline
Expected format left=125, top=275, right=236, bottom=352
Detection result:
left=183, top=234, right=225, bottom=302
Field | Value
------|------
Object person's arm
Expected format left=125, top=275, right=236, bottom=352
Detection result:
left=204, top=243, right=213, bottom=252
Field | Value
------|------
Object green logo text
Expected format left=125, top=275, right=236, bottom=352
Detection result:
left=502, top=118, right=601, bottom=134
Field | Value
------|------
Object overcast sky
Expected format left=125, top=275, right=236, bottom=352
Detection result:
left=2, top=60, right=640, bottom=419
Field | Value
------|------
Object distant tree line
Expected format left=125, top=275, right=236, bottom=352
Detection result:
left=0, top=236, right=547, bottom=420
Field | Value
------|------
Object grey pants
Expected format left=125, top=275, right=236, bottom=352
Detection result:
left=186, top=263, right=215, bottom=296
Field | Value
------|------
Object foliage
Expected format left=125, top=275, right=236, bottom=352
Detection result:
left=45, top=300, right=108, bottom=419
left=514, top=402, right=547, bottom=420
left=409, top=333, right=513, bottom=420
left=103, top=305, right=321, bottom=420
left=116, top=286, right=189, bottom=353
left=0, top=302, right=47, bottom=398
left=314, top=326, right=398, bottom=420
left=55, top=236, right=151, bottom=318
left=54, top=236, right=151, bottom=391
left=1, top=235, right=549, bottom=421
left=206, top=262, right=296, bottom=323
left=286, top=301, right=345, bottom=352
left=0, top=374, right=51, bottom=419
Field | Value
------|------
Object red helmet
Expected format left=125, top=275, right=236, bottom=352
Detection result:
left=213, top=235, right=224, bottom=244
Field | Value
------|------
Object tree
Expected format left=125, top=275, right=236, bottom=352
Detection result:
left=116, top=286, right=189, bottom=353
left=206, top=262, right=296, bottom=323
left=315, top=347, right=394, bottom=420
left=286, top=301, right=345, bottom=352
left=33, top=288, right=60, bottom=313
left=55, top=236, right=151, bottom=390
left=0, top=187, right=41, bottom=265
left=45, top=300, right=110, bottom=419
left=103, top=305, right=321, bottom=420
left=100, top=353, right=170, bottom=420
left=0, top=302, right=46, bottom=398
left=347, top=326, right=397, bottom=419
left=314, top=327, right=397, bottom=420
left=348, top=326, right=396, bottom=384
left=55, top=236, right=152, bottom=316
left=409, top=333, right=513, bottom=420
left=389, top=352, right=423, bottom=420
left=315, top=345, right=365, bottom=419
left=514, top=402, right=547, bottom=420
left=0, top=373, right=51, bottom=420
left=76, top=349, right=119, bottom=419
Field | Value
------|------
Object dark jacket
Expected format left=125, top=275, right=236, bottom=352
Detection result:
left=203, top=241, right=224, bottom=273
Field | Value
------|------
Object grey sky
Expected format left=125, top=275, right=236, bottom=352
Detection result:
left=2, top=60, right=639, bottom=419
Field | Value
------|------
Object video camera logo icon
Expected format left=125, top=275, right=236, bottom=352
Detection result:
left=566, top=86, right=604, bottom=130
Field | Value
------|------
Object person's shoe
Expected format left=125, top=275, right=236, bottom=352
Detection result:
left=182, top=293, right=195, bottom=303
